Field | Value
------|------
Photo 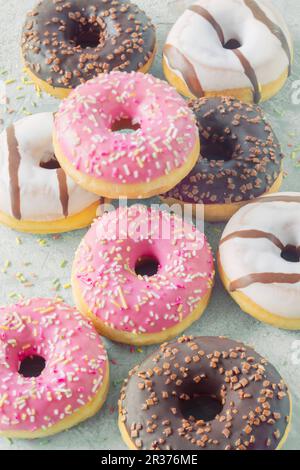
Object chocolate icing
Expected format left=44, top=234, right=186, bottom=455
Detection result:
left=22, top=0, right=156, bottom=89
left=244, top=0, right=292, bottom=75
left=186, top=4, right=261, bottom=103
left=119, top=336, right=290, bottom=450
left=6, top=125, right=21, bottom=220
left=188, top=5, right=225, bottom=45
left=230, top=273, right=300, bottom=292
left=220, top=229, right=284, bottom=250
left=232, top=49, right=261, bottom=103
left=56, top=168, right=69, bottom=217
left=163, top=96, right=283, bottom=206
left=163, top=44, right=204, bottom=98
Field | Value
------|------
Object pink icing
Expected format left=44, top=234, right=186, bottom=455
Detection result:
left=54, top=71, right=198, bottom=184
left=74, top=205, right=215, bottom=335
left=0, top=298, right=108, bottom=433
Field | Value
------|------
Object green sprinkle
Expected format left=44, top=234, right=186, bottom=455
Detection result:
left=291, top=146, right=300, bottom=160
left=52, top=278, right=61, bottom=291
left=4, top=78, right=16, bottom=85
left=4, top=79, right=15, bottom=85
left=60, top=260, right=68, bottom=268
left=2, top=260, right=11, bottom=273
left=272, top=106, right=285, bottom=117
left=21, top=77, right=34, bottom=85
left=16, top=272, right=27, bottom=283
left=39, top=439, right=51, bottom=446
left=8, top=292, right=18, bottom=299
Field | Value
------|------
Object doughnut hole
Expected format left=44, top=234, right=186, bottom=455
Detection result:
left=135, top=255, right=160, bottom=277
left=178, top=379, right=224, bottom=422
left=111, top=117, right=141, bottom=134
left=179, top=394, right=223, bottom=422
left=19, top=355, right=46, bottom=378
left=201, top=138, right=234, bottom=162
left=281, top=245, right=300, bottom=263
left=40, top=154, right=61, bottom=170
left=69, top=18, right=107, bottom=49
left=223, top=39, right=242, bottom=50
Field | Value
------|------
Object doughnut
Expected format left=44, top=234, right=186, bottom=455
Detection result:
left=218, top=192, right=300, bottom=330
left=72, top=205, right=215, bottom=346
left=161, top=96, right=283, bottom=223
left=163, top=0, right=293, bottom=103
left=53, top=71, right=200, bottom=200
left=0, top=113, right=102, bottom=234
left=119, top=335, right=291, bottom=450
left=0, top=298, right=109, bottom=439
left=21, top=0, right=157, bottom=99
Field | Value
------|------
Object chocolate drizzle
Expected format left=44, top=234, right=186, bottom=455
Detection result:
left=185, top=4, right=261, bottom=103
left=6, top=125, right=21, bottom=220
left=230, top=273, right=300, bottom=292
left=188, top=5, right=225, bottom=44
left=56, top=169, right=69, bottom=217
left=119, top=336, right=290, bottom=450
left=232, top=49, right=261, bottom=103
left=163, top=44, right=204, bottom=98
left=163, top=97, right=283, bottom=206
left=220, top=229, right=284, bottom=251
left=244, top=0, right=292, bottom=75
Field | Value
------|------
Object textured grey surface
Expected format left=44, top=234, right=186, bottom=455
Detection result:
left=0, top=0, right=299, bottom=450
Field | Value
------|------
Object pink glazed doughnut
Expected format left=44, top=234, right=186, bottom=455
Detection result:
left=72, top=205, right=215, bottom=345
left=53, top=71, right=200, bottom=199
left=0, top=298, right=109, bottom=439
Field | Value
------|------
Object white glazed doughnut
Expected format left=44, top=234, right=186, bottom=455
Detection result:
left=0, top=113, right=102, bottom=233
left=218, top=192, right=300, bottom=330
left=163, top=0, right=293, bottom=103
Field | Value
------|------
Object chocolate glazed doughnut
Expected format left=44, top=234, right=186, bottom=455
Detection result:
left=119, top=336, right=291, bottom=450
left=161, top=96, right=284, bottom=222
left=21, top=0, right=156, bottom=99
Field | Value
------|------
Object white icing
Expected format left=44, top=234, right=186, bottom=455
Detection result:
left=0, top=113, right=99, bottom=222
left=164, top=0, right=292, bottom=93
left=219, top=193, right=300, bottom=319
